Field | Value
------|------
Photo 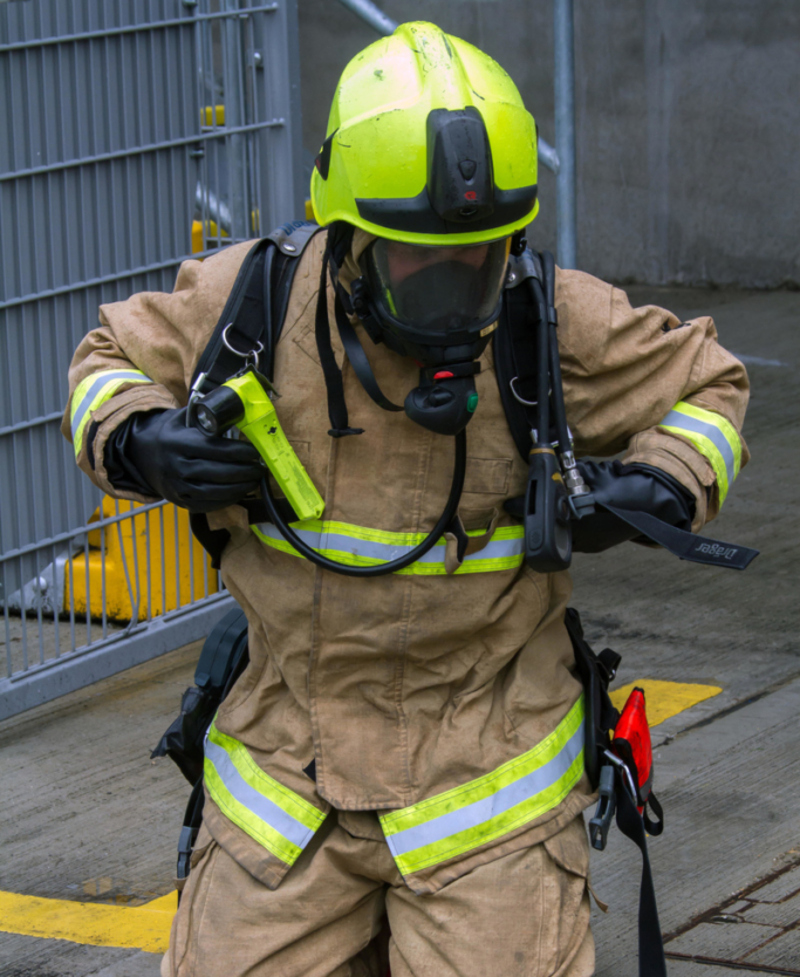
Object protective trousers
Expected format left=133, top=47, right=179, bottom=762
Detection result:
left=161, top=810, right=594, bottom=977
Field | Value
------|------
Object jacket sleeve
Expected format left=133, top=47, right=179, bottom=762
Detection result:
left=61, top=241, right=257, bottom=501
left=556, top=269, right=750, bottom=530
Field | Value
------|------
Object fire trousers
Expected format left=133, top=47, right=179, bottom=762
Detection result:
left=162, top=809, right=594, bottom=977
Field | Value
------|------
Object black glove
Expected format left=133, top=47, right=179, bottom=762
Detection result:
left=571, top=460, right=695, bottom=553
left=103, top=408, right=265, bottom=513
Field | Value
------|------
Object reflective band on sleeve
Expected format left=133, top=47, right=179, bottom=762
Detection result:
left=251, top=520, right=525, bottom=575
left=204, top=723, right=326, bottom=867
left=658, top=401, right=742, bottom=506
left=379, top=698, right=585, bottom=876
left=70, top=369, right=154, bottom=458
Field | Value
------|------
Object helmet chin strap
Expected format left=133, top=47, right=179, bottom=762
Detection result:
left=343, top=277, right=483, bottom=437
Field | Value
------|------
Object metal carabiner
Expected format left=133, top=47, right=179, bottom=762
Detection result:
left=603, top=748, right=639, bottom=804
left=509, top=375, right=538, bottom=407
left=221, top=322, right=265, bottom=371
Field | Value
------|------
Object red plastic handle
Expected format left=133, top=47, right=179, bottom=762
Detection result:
left=612, top=687, right=653, bottom=808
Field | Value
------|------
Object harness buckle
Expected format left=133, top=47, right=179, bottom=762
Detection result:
left=176, top=824, right=199, bottom=882
left=588, top=763, right=617, bottom=851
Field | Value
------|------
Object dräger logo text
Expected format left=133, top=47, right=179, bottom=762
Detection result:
left=696, top=543, right=739, bottom=560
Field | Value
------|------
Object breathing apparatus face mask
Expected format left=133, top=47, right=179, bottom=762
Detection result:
left=345, top=236, right=511, bottom=436
left=358, top=237, right=510, bottom=363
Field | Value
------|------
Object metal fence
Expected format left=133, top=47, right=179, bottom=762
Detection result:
left=0, top=0, right=303, bottom=720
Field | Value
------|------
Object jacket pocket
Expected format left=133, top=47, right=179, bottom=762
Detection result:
left=462, top=456, right=512, bottom=496
left=542, top=815, right=590, bottom=881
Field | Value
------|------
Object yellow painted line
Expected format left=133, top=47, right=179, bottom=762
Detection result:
left=0, top=889, right=175, bottom=953
left=609, top=679, right=722, bottom=727
left=0, top=684, right=720, bottom=949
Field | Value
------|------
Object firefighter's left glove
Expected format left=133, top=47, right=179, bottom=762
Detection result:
left=103, top=407, right=265, bottom=513
left=571, top=460, right=695, bottom=553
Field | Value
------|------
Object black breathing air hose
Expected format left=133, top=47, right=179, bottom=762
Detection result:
left=260, top=429, right=468, bottom=577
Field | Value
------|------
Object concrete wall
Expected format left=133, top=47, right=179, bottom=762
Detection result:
left=297, top=0, right=800, bottom=287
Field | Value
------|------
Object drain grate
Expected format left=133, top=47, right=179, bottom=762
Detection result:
left=663, top=857, right=800, bottom=975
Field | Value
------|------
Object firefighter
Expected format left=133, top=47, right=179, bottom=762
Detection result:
left=63, top=23, right=749, bottom=977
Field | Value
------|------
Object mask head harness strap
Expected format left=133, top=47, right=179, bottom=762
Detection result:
left=321, top=221, right=487, bottom=438
left=313, top=234, right=364, bottom=439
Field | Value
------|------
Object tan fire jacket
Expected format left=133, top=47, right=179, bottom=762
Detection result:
left=63, top=231, right=749, bottom=895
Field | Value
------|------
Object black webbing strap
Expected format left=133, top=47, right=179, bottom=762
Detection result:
left=262, top=242, right=277, bottom=380
left=612, top=768, right=668, bottom=977
left=189, top=225, right=323, bottom=567
left=334, top=288, right=403, bottom=413
left=176, top=779, right=205, bottom=899
left=188, top=513, right=233, bottom=571
left=494, top=271, right=541, bottom=461
left=599, top=502, right=759, bottom=570
left=314, top=243, right=364, bottom=438
left=192, top=239, right=272, bottom=389
left=191, top=222, right=324, bottom=392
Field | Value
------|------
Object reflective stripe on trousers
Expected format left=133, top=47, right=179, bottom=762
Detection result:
left=252, top=520, right=525, bottom=575
left=70, top=368, right=154, bottom=457
left=658, top=400, right=742, bottom=505
left=380, top=697, right=585, bottom=876
left=204, top=723, right=327, bottom=867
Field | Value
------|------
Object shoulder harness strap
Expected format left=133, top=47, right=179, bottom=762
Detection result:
left=191, top=220, right=323, bottom=390
left=189, top=220, right=323, bottom=567
left=494, top=248, right=548, bottom=462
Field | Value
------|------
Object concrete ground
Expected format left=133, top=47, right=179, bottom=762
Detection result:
left=1, top=286, right=798, bottom=976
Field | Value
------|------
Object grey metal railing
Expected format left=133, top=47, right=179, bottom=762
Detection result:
left=0, top=0, right=302, bottom=720
left=334, top=0, right=577, bottom=268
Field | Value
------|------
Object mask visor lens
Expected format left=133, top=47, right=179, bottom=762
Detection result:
left=366, top=238, right=510, bottom=334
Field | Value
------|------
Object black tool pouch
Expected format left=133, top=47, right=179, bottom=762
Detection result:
left=152, top=606, right=250, bottom=893
left=563, top=607, right=621, bottom=789
left=151, top=607, right=250, bottom=785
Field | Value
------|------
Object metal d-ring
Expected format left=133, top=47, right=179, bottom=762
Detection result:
left=509, top=376, right=538, bottom=407
left=221, top=322, right=264, bottom=368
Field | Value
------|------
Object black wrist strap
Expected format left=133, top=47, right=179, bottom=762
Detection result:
left=598, top=502, right=759, bottom=570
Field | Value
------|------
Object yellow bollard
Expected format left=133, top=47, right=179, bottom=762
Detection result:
left=64, top=499, right=219, bottom=622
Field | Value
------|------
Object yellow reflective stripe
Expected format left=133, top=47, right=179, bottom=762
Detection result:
left=380, top=698, right=585, bottom=875
left=204, top=724, right=326, bottom=867
left=207, top=725, right=325, bottom=831
left=659, top=401, right=742, bottom=506
left=672, top=402, right=742, bottom=476
left=281, top=519, right=521, bottom=548
left=204, top=757, right=302, bottom=865
left=70, top=369, right=153, bottom=458
left=250, top=521, right=525, bottom=576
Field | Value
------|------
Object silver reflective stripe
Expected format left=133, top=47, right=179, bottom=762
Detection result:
left=660, top=408, right=736, bottom=486
left=384, top=723, right=584, bottom=858
left=204, top=735, right=316, bottom=850
left=70, top=370, right=153, bottom=442
left=253, top=523, right=524, bottom=565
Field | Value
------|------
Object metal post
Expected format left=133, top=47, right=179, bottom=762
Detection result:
left=222, top=0, right=248, bottom=242
left=553, top=0, right=577, bottom=268
left=334, top=0, right=398, bottom=36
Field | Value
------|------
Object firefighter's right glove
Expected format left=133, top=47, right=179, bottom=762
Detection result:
left=103, top=408, right=264, bottom=513
left=571, top=460, right=695, bottom=553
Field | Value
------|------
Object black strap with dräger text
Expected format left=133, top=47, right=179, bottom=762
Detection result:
left=599, top=503, right=759, bottom=570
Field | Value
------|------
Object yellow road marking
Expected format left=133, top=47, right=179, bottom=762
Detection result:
left=0, top=683, right=721, bottom=949
left=609, top=679, right=722, bottom=726
left=0, top=889, right=175, bottom=953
